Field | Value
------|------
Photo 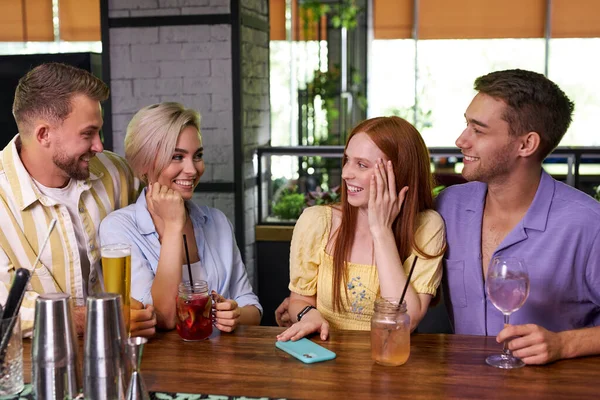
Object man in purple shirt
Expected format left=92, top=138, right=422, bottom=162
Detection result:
left=437, top=69, right=600, bottom=365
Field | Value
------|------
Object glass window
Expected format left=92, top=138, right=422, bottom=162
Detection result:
left=417, top=39, right=545, bottom=147
left=270, top=40, right=328, bottom=147
left=369, top=38, right=546, bottom=147
left=548, top=38, right=600, bottom=146
left=0, top=41, right=101, bottom=55
left=367, top=39, right=415, bottom=123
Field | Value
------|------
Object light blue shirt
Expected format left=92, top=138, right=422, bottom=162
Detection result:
left=99, top=189, right=262, bottom=314
left=437, top=170, right=600, bottom=336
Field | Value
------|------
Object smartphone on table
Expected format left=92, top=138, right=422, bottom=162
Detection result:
left=276, top=338, right=337, bottom=364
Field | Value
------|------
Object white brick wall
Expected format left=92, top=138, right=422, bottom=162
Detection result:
left=181, top=42, right=231, bottom=60
left=131, top=8, right=181, bottom=16
left=109, top=0, right=158, bottom=10
left=181, top=6, right=229, bottom=14
left=211, top=93, right=232, bottom=111
left=159, top=26, right=210, bottom=43
left=131, top=44, right=183, bottom=62
left=210, top=25, right=230, bottom=41
left=160, top=60, right=210, bottom=77
left=159, top=94, right=212, bottom=113
left=183, top=77, right=231, bottom=94
left=110, top=46, right=159, bottom=79
left=191, top=192, right=235, bottom=223
left=108, top=0, right=230, bottom=16
left=110, top=25, right=233, bottom=181
left=110, top=80, right=133, bottom=97
left=201, top=128, right=233, bottom=147
left=210, top=161, right=234, bottom=181
left=111, top=27, right=159, bottom=45
left=159, top=0, right=209, bottom=7
left=210, top=59, right=232, bottom=78
left=109, top=10, right=131, bottom=17
left=133, top=78, right=183, bottom=96
left=111, top=94, right=160, bottom=114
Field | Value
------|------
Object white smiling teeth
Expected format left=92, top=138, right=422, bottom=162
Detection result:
left=175, top=180, right=193, bottom=187
left=348, top=185, right=363, bottom=193
left=464, top=156, right=479, bottom=161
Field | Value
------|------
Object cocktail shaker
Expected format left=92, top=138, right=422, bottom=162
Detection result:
left=83, top=293, right=128, bottom=400
left=31, top=293, right=81, bottom=399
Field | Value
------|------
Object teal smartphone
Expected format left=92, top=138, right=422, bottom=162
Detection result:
left=276, top=338, right=337, bottom=364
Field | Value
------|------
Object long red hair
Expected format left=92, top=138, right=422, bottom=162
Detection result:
left=330, top=116, right=442, bottom=312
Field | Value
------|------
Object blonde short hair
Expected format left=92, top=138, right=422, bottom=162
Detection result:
left=124, top=102, right=201, bottom=184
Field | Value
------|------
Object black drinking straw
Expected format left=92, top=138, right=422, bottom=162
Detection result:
left=381, top=257, right=419, bottom=350
left=183, top=234, right=194, bottom=291
left=399, top=256, right=418, bottom=306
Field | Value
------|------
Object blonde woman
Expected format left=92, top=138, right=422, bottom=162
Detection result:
left=99, top=102, right=262, bottom=331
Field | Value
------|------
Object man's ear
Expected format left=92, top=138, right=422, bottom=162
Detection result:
left=517, top=131, right=541, bottom=158
left=34, top=123, right=52, bottom=148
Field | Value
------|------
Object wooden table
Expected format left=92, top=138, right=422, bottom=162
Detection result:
left=22, top=326, right=599, bottom=399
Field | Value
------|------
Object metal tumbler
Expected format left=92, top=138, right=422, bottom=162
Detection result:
left=83, top=293, right=128, bottom=400
left=32, top=293, right=81, bottom=399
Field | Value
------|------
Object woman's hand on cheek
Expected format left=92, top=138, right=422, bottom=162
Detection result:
left=368, top=159, right=408, bottom=236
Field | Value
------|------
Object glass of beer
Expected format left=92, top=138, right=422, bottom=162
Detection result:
left=100, top=243, right=131, bottom=333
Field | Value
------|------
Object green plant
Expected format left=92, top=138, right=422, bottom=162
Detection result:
left=306, top=65, right=367, bottom=144
left=594, top=185, right=600, bottom=201
left=300, top=0, right=360, bottom=32
left=271, top=177, right=288, bottom=196
left=433, top=185, right=446, bottom=197
left=272, top=183, right=449, bottom=221
left=272, top=187, right=306, bottom=220
left=305, top=186, right=341, bottom=206
left=384, top=105, right=433, bottom=133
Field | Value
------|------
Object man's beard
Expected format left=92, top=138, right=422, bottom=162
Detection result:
left=52, top=149, right=93, bottom=181
left=462, top=141, right=516, bottom=184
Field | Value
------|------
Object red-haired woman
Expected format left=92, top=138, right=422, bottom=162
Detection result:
left=277, top=116, right=446, bottom=342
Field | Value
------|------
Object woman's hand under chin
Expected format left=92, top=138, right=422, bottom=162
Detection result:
left=146, top=181, right=186, bottom=237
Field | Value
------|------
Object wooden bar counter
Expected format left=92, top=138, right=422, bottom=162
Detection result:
left=22, top=326, right=599, bottom=399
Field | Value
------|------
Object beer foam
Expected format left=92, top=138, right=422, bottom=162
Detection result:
left=101, top=248, right=130, bottom=258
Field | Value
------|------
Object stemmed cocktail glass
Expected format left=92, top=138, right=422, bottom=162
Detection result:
left=485, top=256, right=530, bottom=369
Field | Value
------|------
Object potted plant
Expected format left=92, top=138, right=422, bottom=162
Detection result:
left=272, top=187, right=306, bottom=221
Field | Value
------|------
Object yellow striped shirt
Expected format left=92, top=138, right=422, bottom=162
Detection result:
left=0, top=135, right=137, bottom=334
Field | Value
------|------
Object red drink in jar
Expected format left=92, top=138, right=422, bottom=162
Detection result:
left=176, top=281, right=213, bottom=341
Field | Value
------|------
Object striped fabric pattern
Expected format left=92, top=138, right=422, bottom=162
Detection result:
left=0, top=135, right=137, bottom=334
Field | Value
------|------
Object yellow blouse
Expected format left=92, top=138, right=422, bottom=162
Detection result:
left=289, top=205, right=445, bottom=331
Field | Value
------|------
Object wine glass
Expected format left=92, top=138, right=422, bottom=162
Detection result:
left=485, top=256, right=530, bottom=369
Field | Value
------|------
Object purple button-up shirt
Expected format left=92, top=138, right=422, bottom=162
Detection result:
left=437, top=170, right=600, bottom=336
